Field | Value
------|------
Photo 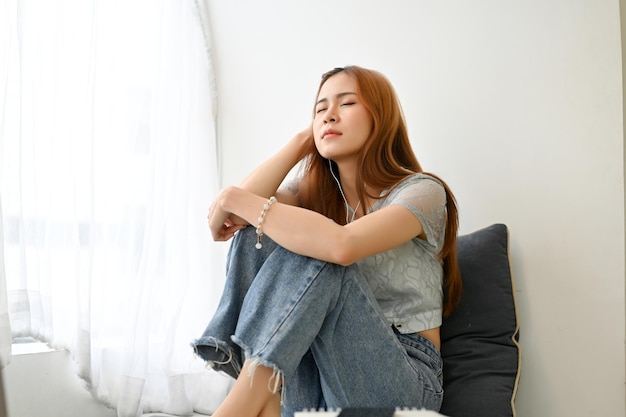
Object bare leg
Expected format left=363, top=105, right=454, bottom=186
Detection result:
left=259, top=392, right=281, bottom=417
left=213, top=359, right=282, bottom=417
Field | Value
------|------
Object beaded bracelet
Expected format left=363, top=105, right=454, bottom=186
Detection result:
left=255, top=196, right=277, bottom=249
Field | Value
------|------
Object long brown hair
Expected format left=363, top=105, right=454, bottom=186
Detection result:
left=297, top=66, right=461, bottom=316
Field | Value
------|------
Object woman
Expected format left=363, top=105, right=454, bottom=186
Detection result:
left=193, top=65, right=461, bottom=417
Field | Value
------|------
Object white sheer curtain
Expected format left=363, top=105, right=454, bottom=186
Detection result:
left=0, top=1, right=232, bottom=415
left=0, top=195, right=9, bottom=369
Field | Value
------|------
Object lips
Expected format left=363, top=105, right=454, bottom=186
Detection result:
left=322, top=129, right=341, bottom=139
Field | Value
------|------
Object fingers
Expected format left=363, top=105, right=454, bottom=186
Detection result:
left=206, top=188, right=248, bottom=242
left=211, top=220, right=247, bottom=242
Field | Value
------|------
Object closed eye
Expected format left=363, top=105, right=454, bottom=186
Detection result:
left=315, top=101, right=355, bottom=115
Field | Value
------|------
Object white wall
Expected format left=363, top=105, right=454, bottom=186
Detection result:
left=207, top=1, right=625, bottom=417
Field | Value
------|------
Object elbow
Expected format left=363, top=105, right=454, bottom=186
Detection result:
left=333, top=255, right=355, bottom=267
left=328, top=237, right=360, bottom=267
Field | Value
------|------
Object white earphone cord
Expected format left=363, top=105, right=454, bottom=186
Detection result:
left=328, top=159, right=360, bottom=224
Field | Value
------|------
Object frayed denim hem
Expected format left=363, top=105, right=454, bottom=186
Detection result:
left=191, top=336, right=242, bottom=380
left=232, top=335, right=286, bottom=404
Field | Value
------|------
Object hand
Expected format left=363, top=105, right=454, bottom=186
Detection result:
left=296, top=123, right=313, bottom=140
left=291, top=123, right=314, bottom=160
left=207, top=192, right=247, bottom=241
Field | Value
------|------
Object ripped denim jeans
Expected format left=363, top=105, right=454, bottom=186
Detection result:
left=191, top=226, right=443, bottom=417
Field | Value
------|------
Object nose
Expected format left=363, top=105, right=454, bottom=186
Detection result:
left=324, top=105, right=338, bottom=124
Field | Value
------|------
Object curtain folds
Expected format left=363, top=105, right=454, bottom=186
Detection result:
left=0, top=195, right=10, bottom=369
left=193, top=0, right=221, bottom=186
left=0, top=1, right=230, bottom=415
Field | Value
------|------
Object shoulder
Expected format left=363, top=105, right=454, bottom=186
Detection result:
left=385, top=173, right=445, bottom=201
left=400, top=173, right=443, bottom=187
left=277, top=177, right=302, bottom=206
left=374, top=173, right=447, bottom=224
left=384, top=174, right=447, bottom=248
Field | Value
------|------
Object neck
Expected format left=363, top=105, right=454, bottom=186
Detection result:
left=329, top=160, right=361, bottom=223
left=334, top=161, right=358, bottom=199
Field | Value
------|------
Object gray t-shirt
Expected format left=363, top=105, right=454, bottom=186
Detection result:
left=281, top=172, right=446, bottom=333
left=358, top=173, right=446, bottom=334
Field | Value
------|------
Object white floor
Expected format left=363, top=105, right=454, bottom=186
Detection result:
left=2, top=344, right=208, bottom=417
left=3, top=348, right=118, bottom=417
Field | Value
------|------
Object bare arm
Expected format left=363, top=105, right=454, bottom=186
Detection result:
left=237, top=126, right=312, bottom=203
left=209, top=186, right=424, bottom=266
left=211, top=126, right=311, bottom=235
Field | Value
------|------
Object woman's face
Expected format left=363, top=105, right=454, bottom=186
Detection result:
left=313, top=72, right=373, bottom=164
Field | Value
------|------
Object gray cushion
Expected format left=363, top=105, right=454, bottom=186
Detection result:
left=440, top=223, right=521, bottom=417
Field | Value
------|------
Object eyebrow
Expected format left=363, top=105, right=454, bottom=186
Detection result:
left=315, top=91, right=357, bottom=106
